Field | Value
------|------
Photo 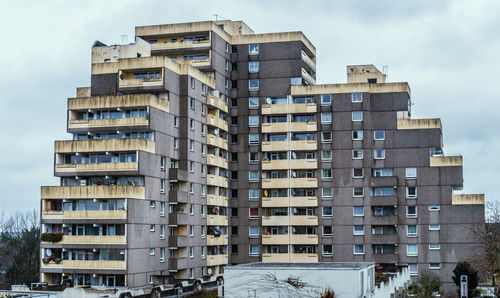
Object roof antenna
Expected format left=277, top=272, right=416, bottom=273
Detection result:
left=383, top=66, right=389, bottom=78
left=213, top=14, right=227, bottom=21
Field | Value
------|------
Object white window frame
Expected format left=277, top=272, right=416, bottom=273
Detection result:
left=406, top=186, right=417, bottom=198
left=353, top=206, right=364, bottom=216
left=322, top=207, right=333, bottom=218
left=429, top=224, right=440, bottom=231
left=428, top=205, right=440, bottom=211
left=374, top=149, right=386, bottom=159
left=249, top=207, right=259, bottom=218
left=351, top=92, right=363, bottom=103
left=150, top=224, right=155, bottom=232
left=406, top=167, right=417, bottom=179
left=249, top=97, right=259, bottom=109
left=322, top=169, right=332, bottom=181
left=249, top=115, right=259, bottom=127
left=353, top=244, right=364, bottom=255
left=322, top=244, right=333, bottom=256
left=249, top=189, right=259, bottom=201
left=160, top=202, right=165, bottom=217
left=353, top=225, right=364, bottom=235
left=249, top=245, right=260, bottom=256
left=249, top=61, right=259, bottom=73
left=321, top=112, right=332, bottom=124
left=407, top=225, right=418, bottom=237
left=173, top=138, right=179, bottom=150
left=321, top=94, right=331, bottom=106
left=149, top=248, right=155, bottom=256
left=429, top=243, right=440, bottom=250
left=352, top=111, right=363, bottom=121
left=249, top=171, right=259, bottom=182
left=429, top=263, right=441, bottom=269
left=352, top=149, right=363, bottom=159
left=352, top=168, right=364, bottom=178
left=249, top=226, right=259, bottom=238
left=374, top=130, right=385, bottom=140
left=249, top=134, right=259, bottom=145
left=409, top=264, right=418, bottom=275
left=322, top=226, right=333, bottom=237
left=249, top=44, right=259, bottom=55
left=352, top=130, right=363, bottom=140
left=321, top=150, right=332, bottom=162
left=407, top=244, right=418, bottom=256
left=249, top=79, right=259, bottom=91
left=321, top=131, right=332, bottom=143
left=406, top=205, right=417, bottom=217
left=322, top=188, right=332, bottom=200
left=353, top=187, right=364, bottom=197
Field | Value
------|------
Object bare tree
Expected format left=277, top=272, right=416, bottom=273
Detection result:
left=471, top=201, right=500, bottom=286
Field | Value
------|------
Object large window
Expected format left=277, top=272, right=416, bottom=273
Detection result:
left=407, top=225, right=418, bottom=236
left=321, top=94, right=331, bottom=106
left=353, top=206, right=364, bottom=216
left=249, top=189, right=259, bottom=201
left=372, top=168, right=394, bottom=177
left=352, top=93, right=363, bottom=102
left=407, top=244, right=418, bottom=256
left=249, top=226, right=259, bottom=237
left=352, top=111, right=363, bottom=121
left=353, top=225, right=364, bottom=235
left=354, top=245, right=364, bottom=255
left=249, top=171, right=259, bottom=182
left=249, top=79, right=259, bottom=91
left=249, top=97, right=259, bottom=109
left=321, top=113, right=332, bottom=124
left=249, top=44, right=259, bottom=55
left=371, top=187, right=395, bottom=196
left=374, top=130, right=385, bottom=140
left=249, top=245, right=260, bottom=256
left=249, top=116, right=259, bottom=127
left=249, top=61, right=259, bottom=73
left=352, top=130, right=363, bottom=140
left=406, top=167, right=417, bottom=179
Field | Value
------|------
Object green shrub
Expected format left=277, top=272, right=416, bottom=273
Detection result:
left=40, top=233, right=64, bottom=243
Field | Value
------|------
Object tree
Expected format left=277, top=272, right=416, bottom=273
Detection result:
left=404, top=271, right=441, bottom=297
left=452, top=262, right=479, bottom=297
left=0, top=209, right=40, bottom=288
left=471, top=200, right=500, bottom=286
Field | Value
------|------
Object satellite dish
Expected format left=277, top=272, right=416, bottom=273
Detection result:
left=261, top=172, right=268, bottom=179
left=265, top=97, right=272, bottom=105
left=291, top=152, right=297, bottom=159
left=207, top=268, right=213, bottom=275
left=45, top=248, right=52, bottom=257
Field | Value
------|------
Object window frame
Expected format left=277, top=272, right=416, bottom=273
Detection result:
left=353, top=206, right=364, bottom=216
left=374, top=149, right=386, bottom=160
left=320, top=94, right=332, bottom=106
left=374, top=130, right=385, bottom=140
left=353, top=244, right=364, bottom=255
left=407, top=244, right=418, bottom=256
left=351, top=92, right=363, bottom=103
left=352, top=111, right=363, bottom=121
left=249, top=61, right=259, bottom=73
left=249, top=79, right=259, bottom=91
left=321, top=112, right=332, bottom=124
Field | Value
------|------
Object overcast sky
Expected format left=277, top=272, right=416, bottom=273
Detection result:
left=0, top=0, right=498, bottom=214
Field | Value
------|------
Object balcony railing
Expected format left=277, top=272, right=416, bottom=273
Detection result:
left=207, top=235, right=228, bottom=246
left=206, top=254, right=228, bottom=266
left=55, top=162, right=138, bottom=174
left=262, top=253, right=318, bottom=263
left=206, top=195, right=228, bottom=207
left=207, top=134, right=228, bottom=150
left=41, top=235, right=126, bottom=245
left=262, top=178, right=318, bottom=189
left=55, top=138, right=155, bottom=154
left=261, top=215, right=318, bottom=226
left=207, top=154, right=228, bottom=169
left=262, top=196, right=318, bottom=207
left=261, top=140, right=317, bottom=152
left=261, top=103, right=317, bottom=115
left=42, top=210, right=127, bottom=220
left=261, top=122, right=317, bottom=133
left=206, top=174, right=228, bottom=188
left=207, top=115, right=229, bottom=131
left=429, top=156, right=463, bottom=167
left=206, top=215, right=228, bottom=226
left=207, top=94, right=228, bottom=113
left=41, top=260, right=126, bottom=271
left=41, top=185, right=145, bottom=200
left=262, top=159, right=318, bottom=170
left=262, top=234, right=318, bottom=245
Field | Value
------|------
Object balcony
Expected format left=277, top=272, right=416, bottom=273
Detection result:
left=262, top=196, right=318, bottom=207
left=302, top=68, right=316, bottom=84
left=261, top=140, right=317, bottom=152
left=41, top=235, right=126, bottom=245
left=206, top=254, right=228, bottom=266
left=41, top=186, right=145, bottom=200
left=42, top=210, right=127, bottom=220
left=397, top=119, right=442, bottom=130
left=206, top=215, right=228, bottom=226
left=370, top=196, right=397, bottom=206
left=68, top=94, right=169, bottom=113
left=262, top=253, right=318, bottom=263
left=207, top=195, right=228, bottom=207
left=207, top=154, right=228, bottom=169
left=168, top=258, right=189, bottom=270
left=169, top=168, right=188, bottom=182
left=370, top=176, right=397, bottom=187
left=207, top=94, right=229, bottom=113
left=168, top=213, right=189, bottom=226
left=261, top=122, right=317, bottom=133
left=262, top=215, right=318, bottom=226
left=207, top=235, right=228, bottom=246
left=168, top=235, right=189, bottom=247
left=429, top=156, right=463, bottom=167
left=301, top=50, right=316, bottom=70
left=150, top=39, right=211, bottom=53
left=55, top=162, right=138, bottom=174
left=371, top=234, right=398, bottom=244
left=370, top=215, right=398, bottom=225
left=118, top=70, right=164, bottom=91
left=169, top=191, right=189, bottom=203
left=207, top=134, right=228, bottom=150
left=68, top=117, right=149, bottom=130
left=372, top=254, right=398, bottom=264
left=206, top=174, right=228, bottom=188
left=261, top=103, right=317, bottom=115
left=262, top=159, right=318, bottom=170
left=452, top=194, right=485, bottom=205
left=41, top=260, right=126, bottom=271
left=55, top=138, right=155, bottom=154
left=262, top=234, right=318, bottom=245
left=207, top=115, right=229, bottom=131
left=262, top=178, right=318, bottom=189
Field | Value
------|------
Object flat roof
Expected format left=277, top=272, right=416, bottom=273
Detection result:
left=225, top=262, right=375, bottom=271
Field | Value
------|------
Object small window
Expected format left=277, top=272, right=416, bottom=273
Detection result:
left=160, top=202, right=165, bottom=216
left=429, top=224, right=440, bottom=230
left=249, top=226, right=259, bottom=237
left=406, top=186, right=417, bottom=198
left=190, top=77, right=195, bottom=89
left=150, top=201, right=156, bottom=208
left=429, top=263, right=441, bottom=269
left=249, top=189, right=259, bottom=201
left=173, top=138, right=179, bottom=150
left=322, top=188, right=332, bottom=200
left=354, top=245, right=364, bottom=254
left=322, top=207, right=333, bottom=218
left=322, top=150, right=332, bottom=161
left=321, top=94, right=331, bottom=106
left=407, top=225, right=418, bottom=236
left=353, top=168, right=364, bottom=178
left=189, top=161, right=194, bottom=172
left=353, top=206, right=364, bottom=216
left=249, top=208, right=259, bottom=218
left=225, top=79, right=229, bottom=90
left=160, top=156, right=166, bottom=170
left=428, top=205, right=440, bottom=211
left=374, top=130, right=385, bottom=140
left=174, top=117, right=179, bottom=128
left=322, top=226, right=333, bottom=236
left=249, top=44, right=259, bottom=55
left=321, top=131, right=332, bottom=143
left=249, top=245, right=260, bottom=256
left=249, top=79, right=259, bottom=91
left=249, top=116, right=259, bottom=127
left=353, top=225, right=364, bottom=235
left=190, top=140, right=195, bottom=152
left=406, top=168, right=417, bottom=179
left=321, top=112, right=332, bottom=124
left=353, top=187, right=364, bottom=197
left=189, top=119, right=194, bottom=130
left=225, top=60, right=229, bottom=71
left=150, top=224, right=155, bottom=232
left=352, top=130, right=363, bottom=140
left=374, top=149, right=385, bottom=159
left=409, top=264, right=418, bottom=275
left=429, top=243, right=440, bottom=250
left=352, top=93, right=363, bottom=102
left=249, top=61, right=259, bottom=73
left=189, top=246, right=194, bottom=258
left=323, top=245, right=333, bottom=256
left=189, top=98, right=195, bottom=109
left=407, top=205, right=417, bottom=217
left=322, top=169, right=332, bottom=180
left=225, top=42, right=229, bottom=53
left=249, top=152, right=259, bottom=163
left=352, top=149, right=363, bottom=159
left=407, top=244, right=418, bottom=256
left=352, top=111, right=363, bottom=121
left=249, top=97, right=259, bottom=108
left=249, top=171, right=259, bottom=182
left=149, top=248, right=155, bottom=255
left=189, top=225, right=194, bottom=236
left=368, top=78, right=377, bottom=84
left=189, top=182, right=194, bottom=194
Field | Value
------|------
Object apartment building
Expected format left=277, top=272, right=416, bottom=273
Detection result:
left=40, top=20, right=484, bottom=291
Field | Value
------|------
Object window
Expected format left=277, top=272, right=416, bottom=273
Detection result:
left=173, top=138, right=179, bottom=149
left=322, top=150, right=332, bottom=161
left=352, top=149, right=363, bottom=159
left=225, top=60, right=229, bottom=71
left=189, top=119, right=194, bottom=130
left=189, top=225, right=194, bottom=236
left=249, top=97, right=259, bottom=109
left=160, top=248, right=165, bottom=262
left=150, top=201, right=156, bottom=208
left=352, top=130, right=363, bottom=140
left=354, top=245, right=364, bottom=254
left=371, top=187, right=395, bottom=196
left=321, top=131, right=332, bottom=143
left=323, top=245, right=333, bottom=256
left=353, top=168, right=363, bottom=178
left=225, top=79, right=229, bottom=90
left=249, top=226, right=259, bottom=237
left=189, top=182, right=194, bottom=193
left=409, top=264, right=418, bottom=275
left=352, top=111, right=363, bottom=121
left=352, top=93, right=363, bottom=102
left=190, top=97, right=195, bottom=110
left=201, top=205, right=206, bottom=217
left=322, top=207, right=333, bottom=218
left=429, top=224, right=440, bottom=230
left=406, top=186, right=417, bottom=198
left=201, top=104, right=206, bottom=116
left=406, top=167, right=417, bottom=179
left=189, top=247, right=194, bottom=258
left=407, top=244, right=418, bottom=256
left=231, top=245, right=238, bottom=254
left=249, top=44, right=259, bottom=55
left=231, top=208, right=238, bottom=217
left=150, top=224, right=155, bottom=232
left=429, top=243, right=440, bottom=250
left=249, top=79, right=259, bottom=91
left=160, top=180, right=165, bottom=194
left=160, top=225, right=165, bottom=239
left=189, top=161, right=194, bottom=172
left=189, top=204, right=194, bottom=215
left=354, top=225, right=364, bottom=235
left=322, top=169, right=332, bottom=180
left=321, top=94, right=331, bottom=106
left=249, top=245, right=260, bottom=256
left=374, top=130, right=385, bottom=140
left=353, top=187, right=364, bottom=197
left=321, top=112, right=332, bottom=124
left=231, top=226, right=238, bottom=235
left=249, top=171, right=259, bottom=182
left=160, top=202, right=165, bottom=216
left=190, top=77, right=195, bottom=89
left=248, top=134, right=259, bottom=145
left=323, top=226, right=333, bottom=236
left=322, top=188, right=332, bottom=200
left=249, top=61, right=259, bottom=73
left=225, top=42, right=229, bottom=53
left=353, top=206, right=364, bottom=216
left=249, top=208, right=259, bottom=218
left=174, top=117, right=178, bottom=127
left=374, top=149, right=385, bottom=159
left=201, top=144, right=206, bottom=156
left=201, top=184, right=206, bottom=196
left=407, top=225, right=418, bottom=236
left=149, top=248, right=155, bottom=255
left=249, top=189, right=260, bottom=200
left=249, top=116, right=259, bottom=127
left=407, top=206, right=417, bottom=217
left=429, top=263, right=441, bottom=269
left=372, top=168, right=394, bottom=177
left=201, top=246, right=205, bottom=258
left=190, top=140, right=194, bottom=152
left=249, top=152, right=259, bottom=163
left=428, top=205, right=440, bottom=211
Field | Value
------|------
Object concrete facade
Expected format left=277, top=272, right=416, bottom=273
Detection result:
left=40, top=20, right=484, bottom=292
